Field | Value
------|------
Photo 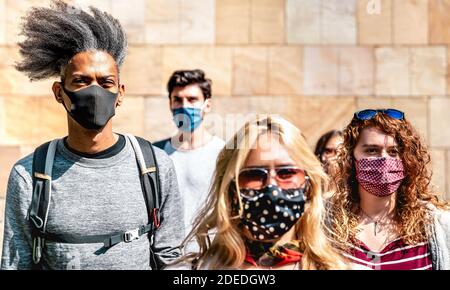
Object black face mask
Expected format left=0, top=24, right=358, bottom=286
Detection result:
left=238, top=184, right=306, bottom=241
left=61, top=84, right=119, bottom=130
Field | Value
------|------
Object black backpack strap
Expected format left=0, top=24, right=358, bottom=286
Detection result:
left=126, top=134, right=161, bottom=231
left=125, top=135, right=162, bottom=269
left=29, top=139, right=58, bottom=265
left=39, top=223, right=154, bottom=248
left=136, top=136, right=161, bottom=228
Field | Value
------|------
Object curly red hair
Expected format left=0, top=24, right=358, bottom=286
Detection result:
left=328, top=112, right=448, bottom=247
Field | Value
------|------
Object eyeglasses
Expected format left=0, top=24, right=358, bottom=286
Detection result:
left=237, top=166, right=307, bottom=190
left=323, top=147, right=338, bottom=157
left=354, top=109, right=404, bottom=121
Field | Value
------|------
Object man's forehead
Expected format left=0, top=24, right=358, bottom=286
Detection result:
left=172, top=84, right=203, bottom=96
left=66, top=51, right=118, bottom=76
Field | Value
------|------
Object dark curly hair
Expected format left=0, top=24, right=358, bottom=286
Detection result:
left=15, top=0, right=127, bottom=81
left=328, top=110, right=449, bottom=248
left=167, top=69, right=212, bottom=100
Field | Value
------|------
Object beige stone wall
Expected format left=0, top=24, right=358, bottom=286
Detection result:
left=1, top=0, right=450, bottom=256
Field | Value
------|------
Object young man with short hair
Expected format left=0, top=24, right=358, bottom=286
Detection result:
left=155, top=70, right=225, bottom=252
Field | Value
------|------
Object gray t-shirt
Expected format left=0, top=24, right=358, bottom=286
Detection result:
left=155, top=136, right=225, bottom=241
left=1, top=136, right=184, bottom=270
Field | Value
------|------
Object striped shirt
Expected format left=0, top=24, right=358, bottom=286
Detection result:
left=344, top=239, right=432, bottom=270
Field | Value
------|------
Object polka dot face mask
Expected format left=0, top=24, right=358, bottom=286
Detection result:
left=239, top=184, right=306, bottom=241
left=355, top=157, right=405, bottom=197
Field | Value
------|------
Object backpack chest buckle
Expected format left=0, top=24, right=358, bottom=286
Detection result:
left=124, top=228, right=140, bottom=243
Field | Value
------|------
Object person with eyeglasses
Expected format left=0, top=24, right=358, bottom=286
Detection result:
left=175, top=115, right=348, bottom=270
left=314, top=130, right=343, bottom=175
left=327, top=109, right=450, bottom=270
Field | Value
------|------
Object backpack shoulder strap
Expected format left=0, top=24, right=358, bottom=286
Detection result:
left=126, top=134, right=161, bottom=230
left=29, top=139, right=58, bottom=264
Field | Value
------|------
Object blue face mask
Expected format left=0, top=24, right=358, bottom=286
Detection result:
left=172, top=106, right=203, bottom=132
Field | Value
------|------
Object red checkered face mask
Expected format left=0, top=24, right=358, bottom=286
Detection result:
left=355, top=157, right=405, bottom=197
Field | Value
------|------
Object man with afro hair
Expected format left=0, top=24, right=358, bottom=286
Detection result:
left=1, top=0, right=184, bottom=270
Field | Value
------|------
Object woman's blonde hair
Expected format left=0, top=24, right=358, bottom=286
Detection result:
left=180, top=115, right=348, bottom=269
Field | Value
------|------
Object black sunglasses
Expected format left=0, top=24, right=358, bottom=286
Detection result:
left=354, top=109, right=405, bottom=121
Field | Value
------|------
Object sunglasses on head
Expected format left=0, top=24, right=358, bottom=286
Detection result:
left=354, top=109, right=404, bottom=121
left=237, top=166, right=308, bottom=190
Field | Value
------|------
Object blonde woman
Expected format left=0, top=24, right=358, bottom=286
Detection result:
left=179, top=115, right=347, bottom=270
